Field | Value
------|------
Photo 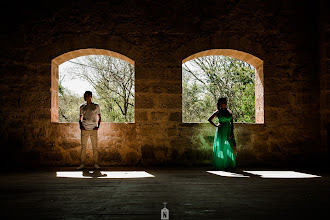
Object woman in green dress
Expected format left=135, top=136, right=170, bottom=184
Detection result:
left=208, top=98, right=237, bottom=170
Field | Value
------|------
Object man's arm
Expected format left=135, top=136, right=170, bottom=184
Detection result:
left=79, top=114, right=85, bottom=130
left=98, top=114, right=101, bottom=128
left=94, top=114, right=101, bottom=130
left=94, top=105, right=101, bottom=130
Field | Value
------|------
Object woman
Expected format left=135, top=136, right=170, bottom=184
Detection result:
left=208, top=98, right=236, bottom=170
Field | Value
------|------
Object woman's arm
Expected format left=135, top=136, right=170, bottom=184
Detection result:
left=208, top=111, right=220, bottom=127
left=230, top=116, right=236, bottom=154
left=230, top=117, right=234, bottom=138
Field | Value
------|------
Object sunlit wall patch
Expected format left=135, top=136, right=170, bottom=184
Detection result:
left=207, top=171, right=250, bottom=178
left=56, top=171, right=155, bottom=179
left=244, top=171, right=321, bottom=179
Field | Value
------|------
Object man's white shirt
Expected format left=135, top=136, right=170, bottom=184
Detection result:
left=80, top=102, right=101, bottom=130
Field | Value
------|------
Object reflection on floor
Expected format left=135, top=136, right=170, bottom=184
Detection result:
left=207, top=170, right=321, bottom=178
left=243, top=171, right=321, bottom=178
left=56, top=171, right=155, bottom=178
left=57, top=170, right=321, bottom=179
left=1, top=167, right=328, bottom=219
left=207, top=171, right=250, bottom=178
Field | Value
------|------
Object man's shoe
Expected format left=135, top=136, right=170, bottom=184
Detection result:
left=94, top=164, right=100, bottom=170
left=76, top=164, right=85, bottom=170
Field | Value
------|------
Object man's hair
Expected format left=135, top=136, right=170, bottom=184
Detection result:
left=84, top=91, right=93, bottom=97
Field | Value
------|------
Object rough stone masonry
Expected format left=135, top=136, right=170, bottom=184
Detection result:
left=0, top=0, right=329, bottom=168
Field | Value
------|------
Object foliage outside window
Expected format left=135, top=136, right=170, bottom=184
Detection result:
left=182, top=55, right=255, bottom=123
left=59, top=55, right=135, bottom=123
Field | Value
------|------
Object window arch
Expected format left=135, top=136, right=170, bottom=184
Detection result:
left=182, top=49, right=264, bottom=124
left=51, top=48, right=135, bottom=122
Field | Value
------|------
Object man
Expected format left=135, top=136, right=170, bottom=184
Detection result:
left=77, top=91, right=101, bottom=170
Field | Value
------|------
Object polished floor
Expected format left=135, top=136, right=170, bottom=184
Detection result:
left=0, top=166, right=329, bottom=219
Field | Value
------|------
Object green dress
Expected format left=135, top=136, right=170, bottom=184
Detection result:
left=212, top=113, right=236, bottom=170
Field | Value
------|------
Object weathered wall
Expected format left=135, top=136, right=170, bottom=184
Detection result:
left=0, top=0, right=328, bottom=168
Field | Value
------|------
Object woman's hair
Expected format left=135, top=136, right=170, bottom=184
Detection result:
left=217, top=97, right=227, bottom=111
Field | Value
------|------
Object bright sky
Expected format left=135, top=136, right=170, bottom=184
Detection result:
left=59, top=57, right=198, bottom=97
left=59, top=55, right=245, bottom=96
left=59, top=57, right=96, bottom=96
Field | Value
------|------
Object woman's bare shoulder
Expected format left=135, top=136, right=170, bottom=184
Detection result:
left=209, top=110, right=219, bottom=118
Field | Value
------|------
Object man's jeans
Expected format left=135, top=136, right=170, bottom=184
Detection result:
left=80, top=130, right=98, bottom=164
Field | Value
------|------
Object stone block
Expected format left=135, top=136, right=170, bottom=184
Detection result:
left=154, top=146, right=170, bottom=162
left=135, top=94, right=155, bottom=109
left=22, top=151, right=41, bottom=161
left=42, top=151, right=63, bottom=162
left=57, top=139, right=80, bottom=150
left=266, top=93, right=290, bottom=108
left=151, top=111, right=169, bottom=121
left=157, top=94, right=181, bottom=109
left=170, top=138, right=191, bottom=149
left=161, top=67, right=182, bottom=82
left=99, top=149, right=122, bottom=164
left=125, top=151, right=140, bottom=165
left=152, top=81, right=181, bottom=94
left=141, top=144, right=156, bottom=163
left=135, top=81, right=151, bottom=93
left=166, top=126, right=178, bottom=137
left=68, top=149, right=80, bottom=162
left=169, top=112, right=182, bottom=122
left=135, top=67, right=157, bottom=80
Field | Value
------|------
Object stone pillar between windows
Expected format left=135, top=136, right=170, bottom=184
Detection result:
left=255, top=64, right=264, bottom=124
left=51, top=61, right=58, bottom=122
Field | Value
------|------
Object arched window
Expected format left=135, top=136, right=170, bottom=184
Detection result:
left=51, top=49, right=135, bottom=123
left=182, top=49, right=263, bottom=124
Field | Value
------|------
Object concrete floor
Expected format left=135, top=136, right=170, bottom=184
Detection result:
left=0, top=166, right=329, bottom=220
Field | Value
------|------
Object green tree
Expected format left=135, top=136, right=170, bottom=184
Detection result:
left=58, top=74, right=83, bottom=122
left=182, top=55, right=255, bottom=123
left=59, top=55, right=135, bottom=123
left=69, top=56, right=135, bottom=122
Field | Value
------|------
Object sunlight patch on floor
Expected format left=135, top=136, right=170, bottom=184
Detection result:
left=100, top=171, right=155, bottom=178
left=243, top=171, right=321, bottom=178
left=207, top=171, right=250, bottom=178
left=56, top=171, right=155, bottom=179
left=56, top=171, right=92, bottom=178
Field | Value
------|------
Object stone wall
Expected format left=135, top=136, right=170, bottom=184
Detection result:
left=0, top=0, right=327, bottom=168
left=319, top=0, right=330, bottom=158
